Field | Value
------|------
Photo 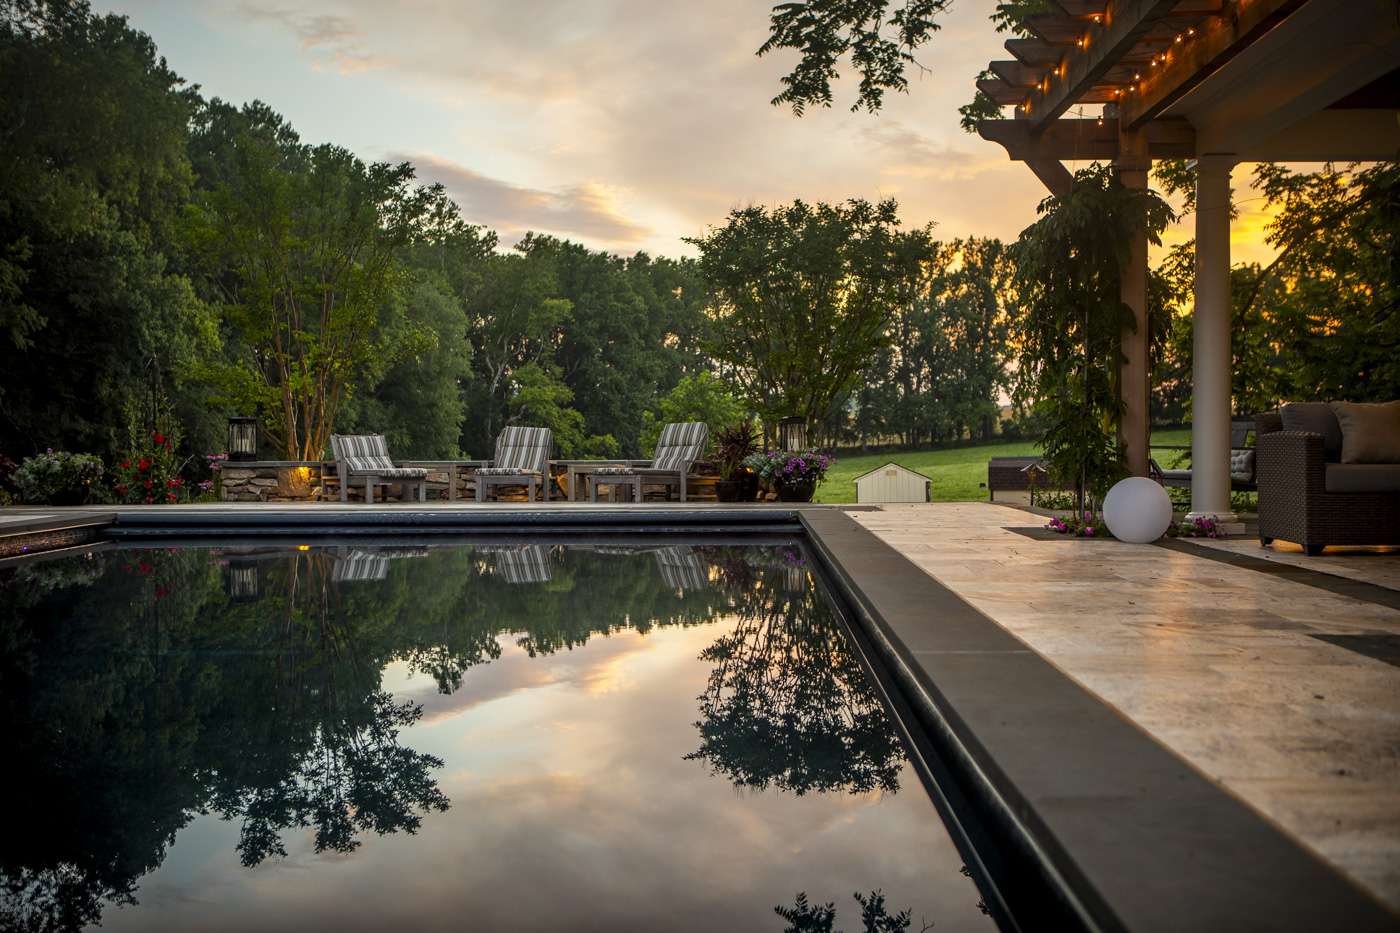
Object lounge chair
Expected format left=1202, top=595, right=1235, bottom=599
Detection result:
left=475, top=426, right=552, bottom=502
left=592, top=422, right=709, bottom=502
left=654, top=545, right=709, bottom=592
left=329, top=434, right=428, bottom=503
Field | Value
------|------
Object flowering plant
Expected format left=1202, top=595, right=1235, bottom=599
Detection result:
left=1167, top=515, right=1224, bottom=539
left=744, top=449, right=833, bottom=487
left=113, top=430, right=187, bottom=505
left=1046, top=510, right=1108, bottom=538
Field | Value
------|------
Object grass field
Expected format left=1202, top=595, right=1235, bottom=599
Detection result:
left=811, top=429, right=1192, bottom=503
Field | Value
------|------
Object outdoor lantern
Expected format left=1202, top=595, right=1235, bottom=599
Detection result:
left=227, top=416, right=257, bottom=462
left=1102, top=476, right=1173, bottom=544
left=778, top=416, right=807, bottom=452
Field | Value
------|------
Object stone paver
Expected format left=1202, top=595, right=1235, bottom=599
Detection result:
left=852, top=502, right=1400, bottom=914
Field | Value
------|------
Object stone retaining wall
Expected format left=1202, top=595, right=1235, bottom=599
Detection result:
left=220, top=462, right=322, bottom=502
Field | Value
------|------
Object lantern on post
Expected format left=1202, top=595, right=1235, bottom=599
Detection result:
left=227, top=416, right=257, bottom=462
left=778, top=416, right=807, bottom=452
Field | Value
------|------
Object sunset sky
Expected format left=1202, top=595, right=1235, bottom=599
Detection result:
left=101, top=0, right=1280, bottom=264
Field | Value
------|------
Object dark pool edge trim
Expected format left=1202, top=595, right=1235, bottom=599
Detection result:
left=799, top=512, right=1103, bottom=933
left=797, top=509, right=1399, bottom=933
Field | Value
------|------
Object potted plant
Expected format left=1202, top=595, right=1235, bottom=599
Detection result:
left=748, top=449, right=833, bottom=503
left=711, top=421, right=758, bottom=502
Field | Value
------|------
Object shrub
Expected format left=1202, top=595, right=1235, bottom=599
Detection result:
left=14, top=450, right=105, bottom=505
left=113, top=430, right=187, bottom=504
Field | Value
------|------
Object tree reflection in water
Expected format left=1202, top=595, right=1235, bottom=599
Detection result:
left=687, top=547, right=903, bottom=797
left=0, top=543, right=900, bottom=932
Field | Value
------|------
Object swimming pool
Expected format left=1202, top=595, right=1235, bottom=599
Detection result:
left=1, top=540, right=998, bottom=932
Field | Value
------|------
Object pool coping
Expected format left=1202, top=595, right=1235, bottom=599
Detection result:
left=798, top=509, right=1397, bottom=933
left=4, top=503, right=1396, bottom=930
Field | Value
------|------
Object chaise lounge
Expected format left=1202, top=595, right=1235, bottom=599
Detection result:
left=475, top=426, right=553, bottom=502
left=589, top=422, right=709, bottom=502
left=329, top=434, right=429, bottom=503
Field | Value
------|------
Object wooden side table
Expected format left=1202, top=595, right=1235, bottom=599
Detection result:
left=586, top=472, right=641, bottom=503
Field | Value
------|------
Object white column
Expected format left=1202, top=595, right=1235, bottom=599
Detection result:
left=1116, top=129, right=1151, bottom=477
left=1190, top=154, right=1236, bottom=521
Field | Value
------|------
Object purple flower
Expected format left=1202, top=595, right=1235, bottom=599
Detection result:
left=1084, top=526, right=1095, bottom=536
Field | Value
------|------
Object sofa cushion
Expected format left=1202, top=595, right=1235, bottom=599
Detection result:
left=1324, top=463, right=1400, bottom=494
left=1230, top=447, right=1256, bottom=483
left=1331, top=400, right=1400, bottom=464
left=1280, top=403, right=1344, bottom=460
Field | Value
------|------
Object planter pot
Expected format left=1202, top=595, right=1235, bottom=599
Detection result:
left=738, top=471, right=760, bottom=502
left=714, top=479, right=741, bottom=502
left=774, top=478, right=817, bottom=503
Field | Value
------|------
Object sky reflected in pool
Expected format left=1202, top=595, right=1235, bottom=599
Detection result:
left=0, top=542, right=996, bottom=932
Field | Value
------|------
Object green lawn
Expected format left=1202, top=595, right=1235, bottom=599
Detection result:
left=812, top=429, right=1192, bottom=503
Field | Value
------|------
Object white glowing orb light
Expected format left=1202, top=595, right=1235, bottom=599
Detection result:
left=1101, top=477, right=1173, bottom=544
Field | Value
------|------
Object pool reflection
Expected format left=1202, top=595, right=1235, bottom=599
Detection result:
left=0, top=543, right=992, bottom=933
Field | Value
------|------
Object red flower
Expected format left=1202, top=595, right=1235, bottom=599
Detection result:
left=166, top=478, right=182, bottom=488
left=166, top=491, right=177, bottom=502
left=115, top=483, right=129, bottom=494
left=119, top=460, right=131, bottom=470
left=143, top=496, right=153, bottom=504
left=143, top=479, right=153, bottom=490
left=152, top=431, right=166, bottom=446
left=138, top=458, right=151, bottom=472
left=138, top=560, right=152, bottom=574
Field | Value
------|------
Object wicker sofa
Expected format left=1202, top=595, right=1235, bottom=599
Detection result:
left=1256, top=404, right=1400, bottom=555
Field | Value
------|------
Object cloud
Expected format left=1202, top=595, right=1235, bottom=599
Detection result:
left=235, top=2, right=388, bottom=73
left=394, top=151, right=650, bottom=248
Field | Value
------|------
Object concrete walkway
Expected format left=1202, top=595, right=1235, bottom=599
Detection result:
left=852, top=502, right=1400, bottom=914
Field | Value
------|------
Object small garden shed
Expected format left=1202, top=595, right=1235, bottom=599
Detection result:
left=854, top=462, right=931, bottom=504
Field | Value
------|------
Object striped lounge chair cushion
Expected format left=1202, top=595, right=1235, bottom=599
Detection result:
left=331, top=434, right=427, bottom=479
left=654, top=545, right=709, bottom=592
left=491, top=426, right=552, bottom=474
left=332, top=550, right=389, bottom=582
left=476, top=467, right=541, bottom=476
left=650, top=422, right=708, bottom=472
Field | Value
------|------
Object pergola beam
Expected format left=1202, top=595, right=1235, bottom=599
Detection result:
left=1026, top=0, right=1181, bottom=129
left=977, top=117, right=1195, bottom=162
left=1120, top=0, right=1305, bottom=127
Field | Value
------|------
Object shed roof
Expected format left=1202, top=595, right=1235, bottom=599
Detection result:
left=853, top=462, right=933, bottom=482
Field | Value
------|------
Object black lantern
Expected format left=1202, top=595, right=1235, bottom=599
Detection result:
left=778, top=416, right=807, bottom=452
left=228, top=416, right=257, bottom=462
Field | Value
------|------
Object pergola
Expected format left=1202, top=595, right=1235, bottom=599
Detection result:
left=975, top=0, right=1400, bottom=520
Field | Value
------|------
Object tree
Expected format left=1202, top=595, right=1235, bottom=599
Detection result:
left=638, top=371, right=747, bottom=454
left=337, top=272, right=472, bottom=458
left=756, top=0, right=1048, bottom=117
left=186, top=100, right=460, bottom=459
left=688, top=199, right=935, bottom=439
left=0, top=0, right=219, bottom=459
left=1011, top=164, right=1173, bottom=511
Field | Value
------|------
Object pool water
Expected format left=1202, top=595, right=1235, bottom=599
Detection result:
left=0, top=541, right=997, bottom=932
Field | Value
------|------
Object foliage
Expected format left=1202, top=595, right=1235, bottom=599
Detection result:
left=1150, top=160, right=1400, bottom=417
left=758, top=0, right=951, bottom=115
left=712, top=422, right=759, bottom=481
left=13, top=450, right=103, bottom=505
left=639, top=371, right=748, bottom=454
left=850, top=237, right=1012, bottom=447
left=186, top=99, right=462, bottom=459
left=112, top=429, right=186, bottom=504
left=505, top=362, right=618, bottom=459
left=1011, top=164, right=1173, bottom=511
left=775, top=890, right=926, bottom=933
left=745, top=449, right=833, bottom=490
left=689, top=199, right=935, bottom=437
left=0, top=0, right=220, bottom=460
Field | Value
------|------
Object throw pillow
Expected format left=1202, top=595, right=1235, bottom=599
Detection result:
left=1331, top=401, right=1400, bottom=464
left=1279, top=402, right=1344, bottom=461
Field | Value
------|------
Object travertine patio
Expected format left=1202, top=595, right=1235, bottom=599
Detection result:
left=853, top=502, right=1400, bottom=913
